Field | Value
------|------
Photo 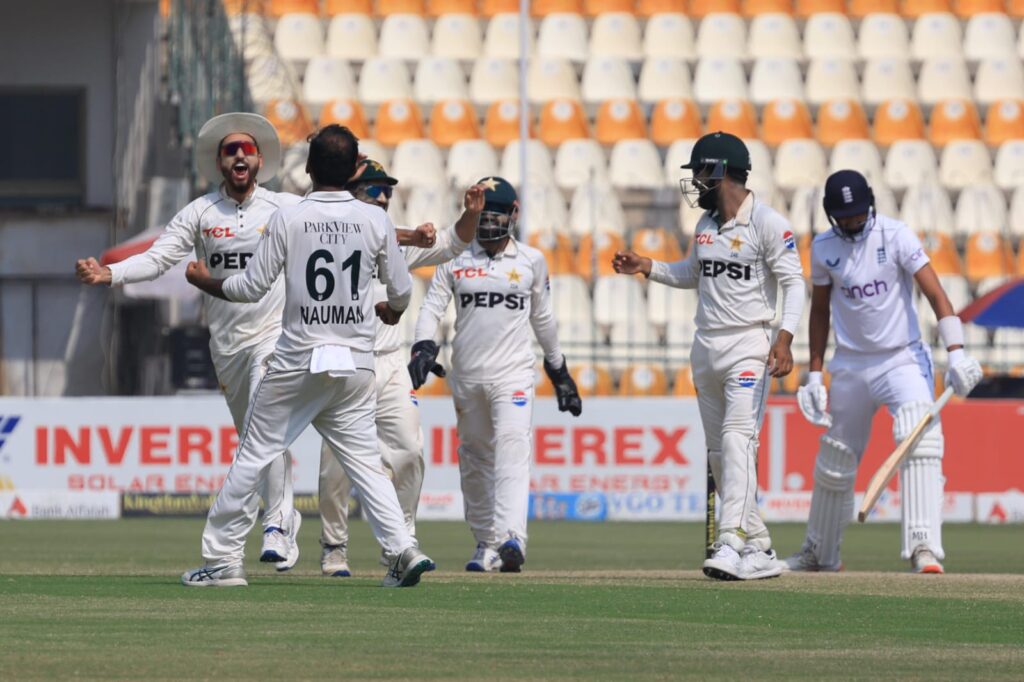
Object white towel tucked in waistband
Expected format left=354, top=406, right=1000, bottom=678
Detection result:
left=310, top=345, right=356, bottom=377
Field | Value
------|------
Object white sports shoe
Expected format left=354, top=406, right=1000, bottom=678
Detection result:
left=181, top=564, right=247, bottom=587
left=321, top=543, right=352, bottom=577
left=739, top=546, right=785, bottom=580
left=703, top=542, right=742, bottom=581
left=260, top=527, right=289, bottom=564
left=911, top=546, right=944, bottom=574
left=783, top=547, right=843, bottom=573
left=465, top=543, right=502, bottom=572
left=275, top=509, right=302, bottom=572
left=382, top=546, right=434, bottom=588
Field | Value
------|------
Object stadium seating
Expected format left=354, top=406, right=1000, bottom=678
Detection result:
left=264, top=99, right=313, bottom=146
left=325, top=14, right=377, bottom=60
left=939, top=139, right=992, bottom=189
left=447, top=139, right=499, bottom=188
left=581, top=57, right=637, bottom=105
left=954, top=183, right=1007, bottom=237
left=928, top=99, right=982, bottom=147
left=817, top=100, right=870, bottom=147
left=901, top=181, right=956, bottom=235
left=911, top=13, right=963, bottom=59
left=569, top=181, right=628, bottom=235
left=858, top=13, right=910, bottom=58
left=571, top=363, right=615, bottom=397
left=609, top=139, right=664, bottom=189
left=985, top=100, right=1024, bottom=146
left=975, top=58, right=1024, bottom=105
left=484, top=13, right=534, bottom=59
left=774, top=139, right=828, bottom=191
left=391, top=139, right=446, bottom=188
left=696, top=13, right=748, bottom=58
left=750, top=58, right=804, bottom=105
left=358, top=58, right=413, bottom=105
left=431, top=14, right=482, bottom=60
left=632, top=227, right=685, bottom=263
left=643, top=13, right=696, bottom=59
left=414, top=57, right=469, bottom=105
left=537, top=13, right=589, bottom=62
left=319, top=98, right=369, bottom=137
left=619, top=364, right=669, bottom=395
left=638, top=58, right=692, bottom=104
left=748, top=13, right=801, bottom=59
left=805, top=58, right=860, bottom=106
left=577, top=232, right=626, bottom=280
left=994, top=141, right=1024, bottom=190
left=470, top=58, right=519, bottom=105
left=694, top=57, right=748, bottom=104
left=761, top=99, right=814, bottom=147
left=885, top=140, right=939, bottom=189
left=650, top=99, right=702, bottom=146
left=528, top=58, right=581, bottom=103
left=873, top=98, right=926, bottom=146
left=501, top=139, right=556, bottom=185
left=483, top=100, right=531, bottom=147
left=705, top=99, right=758, bottom=139
left=595, top=99, right=648, bottom=145
left=374, top=99, right=425, bottom=146
left=554, top=138, right=609, bottom=189
left=429, top=100, right=480, bottom=147
left=804, top=13, right=856, bottom=59
left=965, top=232, right=1013, bottom=282
left=590, top=13, right=643, bottom=60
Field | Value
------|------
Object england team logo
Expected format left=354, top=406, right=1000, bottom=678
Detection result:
left=783, top=231, right=795, bottom=250
left=737, top=371, right=757, bottom=388
left=511, top=390, right=528, bottom=406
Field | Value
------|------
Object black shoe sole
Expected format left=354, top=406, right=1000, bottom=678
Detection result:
left=498, top=543, right=524, bottom=573
left=703, top=566, right=741, bottom=581
left=400, top=559, right=433, bottom=587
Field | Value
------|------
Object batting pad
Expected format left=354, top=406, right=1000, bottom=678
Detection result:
left=807, top=435, right=858, bottom=569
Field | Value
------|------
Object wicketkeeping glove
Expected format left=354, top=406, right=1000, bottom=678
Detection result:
left=544, top=356, right=582, bottom=417
left=408, top=340, right=445, bottom=390
left=796, top=371, right=832, bottom=427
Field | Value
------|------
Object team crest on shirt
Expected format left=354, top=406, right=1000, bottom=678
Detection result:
left=877, top=247, right=887, bottom=264
left=782, top=231, right=796, bottom=250
left=507, top=268, right=522, bottom=287
left=729, top=235, right=743, bottom=257
left=409, top=389, right=419, bottom=406
left=511, top=390, right=528, bottom=406
left=737, top=371, right=757, bottom=388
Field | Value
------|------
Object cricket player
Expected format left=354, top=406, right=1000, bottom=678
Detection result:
left=786, top=169, right=983, bottom=574
left=75, top=113, right=302, bottom=570
left=181, top=124, right=434, bottom=588
left=409, top=176, right=582, bottom=573
left=612, top=132, right=805, bottom=581
left=318, top=160, right=484, bottom=577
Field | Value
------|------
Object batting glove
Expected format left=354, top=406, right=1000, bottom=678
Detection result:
left=796, top=371, right=832, bottom=428
left=544, top=356, right=582, bottom=417
left=408, top=340, right=445, bottom=390
left=946, top=349, right=982, bottom=397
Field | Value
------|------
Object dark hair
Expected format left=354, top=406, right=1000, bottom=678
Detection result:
left=307, top=125, right=359, bottom=188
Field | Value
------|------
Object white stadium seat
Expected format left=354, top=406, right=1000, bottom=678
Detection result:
left=228, top=14, right=274, bottom=61
left=590, top=13, right=643, bottom=61
left=550, top=274, right=593, bottom=323
left=555, top=139, right=610, bottom=190
left=788, top=185, right=829, bottom=236
left=446, top=140, right=500, bottom=189
left=745, top=139, right=773, bottom=180
left=829, top=139, right=885, bottom=186
left=747, top=13, right=801, bottom=60
left=804, top=13, right=856, bottom=60
left=274, top=13, right=324, bottom=66
left=358, top=58, right=413, bottom=105
left=326, top=14, right=377, bottom=61
left=885, top=140, right=939, bottom=190
left=247, top=55, right=298, bottom=104
left=643, top=13, right=696, bottom=60
left=431, top=14, right=482, bottom=61
left=404, top=185, right=454, bottom=232
left=391, top=139, right=446, bottom=190
left=638, top=58, right=692, bottom=104
left=469, top=58, right=519, bottom=105
left=693, top=57, right=747, bottom=105
left=954, top=183, right=1006, bottom=237
left=569, top=181, right=627, bottom=236
left=537, top=13, right=589, bottom=63
left=609, top=321, right=661, bottom=368
left=857, top=13, right=909, bottom=60
left=649, top=285, right=698, bottom=328
left=664, top=138, right=697, bottom=186
left=861, top=58, right=916, bottom=106
left=378, top=14, right=430, bottom=61
left=581, top=56, right=637, bottom=105
left=695, top=13, right=747, bottom=59
left=911, top=13, right=963, bottom=61
left=501, top=139, right=556, bottom=186
left=484, top=13, right=534, bottom=60
left=609, top=139, right=664, bottom=190
left=975, top=58, right=1024, bottom=106
left=939, top=140, right=993, bottom=190
left=994, top=140, right=1024, bottom=191
left=774, top=139, right=828, bottom=191
left=593, top=275, right=646, bottom=327
left=528, top=58, right=581, bottom=104
left=302, top=57, right=357, bottom=109
left=520, top=184, right=569, bottom=235
left=413, top=57, right=468, bottom=105
left=919, top=57, right=972, bottom=106
left=1009, top=187, right=1024, bottom=237
left=358, top=140, right=390, bottom=170
left=749, top=57, right=803, bottom=105
left=806, top=58, right=860, bottom=106
left=963, top=13, right=1016, bottom=61
left=900, top=182, right=955, bottom=236
left=281, top=142, right=311, bottom=195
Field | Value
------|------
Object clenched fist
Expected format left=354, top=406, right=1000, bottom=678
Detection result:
left=611, top=250, right=652, bottom=277
left=185, top=259, right=211, bottom=285
left=464, top=184, right=485, bottom=215
left=75, top=257, right=112, bottom=285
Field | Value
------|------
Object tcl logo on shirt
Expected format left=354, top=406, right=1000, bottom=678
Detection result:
left=459, top=292, right=527, bottom=310
left=699, top=259, right=752, bottom=280
left=201, top=227, right=236, bottom=239
left=453, top=268, right=487, bottom=280
left=695, top=233, right=715, bottom=245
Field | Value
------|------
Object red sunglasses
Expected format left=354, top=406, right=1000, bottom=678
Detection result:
left=220, top=140, right=258, bottom=157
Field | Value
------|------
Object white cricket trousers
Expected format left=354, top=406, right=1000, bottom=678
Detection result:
left=821, top=342, right=944, bottom=560
left=211, top=335, right=293, bottom=531
left=201, top=365, right=414, bottom=565
left=691, top=325, right=773, bottom=551
left=319, top=350, right=425, bottom=547
left=449, top=372, right=535, bottom=551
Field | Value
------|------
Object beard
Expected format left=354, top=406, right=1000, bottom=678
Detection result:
left=222, top=160, right=256, bottom=194
left=697, top=188, right=718, bottom=210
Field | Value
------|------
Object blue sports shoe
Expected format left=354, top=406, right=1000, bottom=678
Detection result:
left=497, top=535, right=525, bottom=573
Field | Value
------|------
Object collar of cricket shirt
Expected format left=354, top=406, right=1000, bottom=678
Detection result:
left=219, top=182, right=262, bottom=208
left=471, top=237, right=519, bottom=260
left=713, top=191, right=754, bottom=233
left=307, top=190, right=355, bottom=202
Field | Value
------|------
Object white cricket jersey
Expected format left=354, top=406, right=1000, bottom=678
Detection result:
left=810, top=214, right=930, bottom=354
left=649, top=193, right=805, bottom=334
left=415, top=238, right=562, bottom=383
left=372, top=225, right=470, bottom=354
left=107, top=185, right=300, bottom=355
left=223, top=190, right=412, bottom=368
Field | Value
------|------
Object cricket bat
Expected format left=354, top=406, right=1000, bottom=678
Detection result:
left=857, top=386, right=954, bottom=523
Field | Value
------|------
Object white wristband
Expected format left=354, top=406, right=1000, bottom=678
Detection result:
left=937, top=315, right=965, bottom=350
left=807, top=371, right=824, bottom=386
left=948, top=348, right=965, bottom=367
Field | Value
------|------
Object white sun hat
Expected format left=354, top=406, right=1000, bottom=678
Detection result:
left=195, top=112, right=282, bottom=186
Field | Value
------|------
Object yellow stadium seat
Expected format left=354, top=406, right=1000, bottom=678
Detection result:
left=650, top=99, right=703, bottom=147
left=529, top=232, right=578, bottom=276
left=743, top=0, right=794, bottom=15
left=1017, top=247, right=1024, bottom=275
left=1010, top=0, right=1024, bottom=17
left=532, top=0, right=585, bottom=15
left=572, top=363, right=615, bottom=396
left=268, top=0, right=318, bottom=16
left=535, top=364, right=556, bottom=397
left=636, top=0, right=687, bottom=12
left=689, top=0, right=742, bottom=16
left=223, top=0, right=268, bottom=14
left=816, top=99, right=870, bottom=148
left=481, top=0, right=518, bottom=14
left=900, top=0, right=952, bottom=17
left=428, top=0, right=478, bottom=14
left=985, top=100, right=1024, bottom=147
left=324, top=0, right=374, bottom=12
left=929, top=99, right=982, bottom=147
left=873, top=98, right=926, bottom=146
left=965, top=232, right=1013, bottom=282
left=631, top=227, right=685, bottom=262
left=706, top=99, right=758, bottom=140
left=429, top=100, right=480, bottom=147
left=594, top=99, right=647, bottom=145
left=412, top=264, right=436, bottom=280
left=672, top=366, right=698, bottom=396
left=539, top=99, right=591, bottom=147
left=849, top=0, right=900, bottom=15
left=264, top=99, right=314, bottom=146
left=378, top=0, right=427, bottom=14
left=795, top=0, right=846, bottom=15
left=577, top=232, right=626, bottom=280
left=416, top=372, right=450, bottom=396
left=319, top=99, right=369, bottom=139
left=777, top=365, right=802, bottom=394
left=373, top=99, right=425, bottom=146
left=585, top=0, right=636, bottom=13
left=484, top=100, right=534, bottom=148
left=620, top=364, right=670, bottom=396
left=920, top=232, right=963, bottom=275
left=954, top=0, right=1005, bottom=16
left=761, top=99, right=813, bottom=148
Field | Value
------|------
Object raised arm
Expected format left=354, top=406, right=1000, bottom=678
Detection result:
left=612, top=245, right=699, bottom=289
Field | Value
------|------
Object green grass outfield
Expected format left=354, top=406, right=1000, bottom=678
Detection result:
left=2, top=520, right=1023, bottom=680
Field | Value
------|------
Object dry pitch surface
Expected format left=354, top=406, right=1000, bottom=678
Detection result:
left=2, top=520, right=1022, bottom=680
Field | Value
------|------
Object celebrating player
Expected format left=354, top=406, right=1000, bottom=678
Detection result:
left=612, top=132, right=805, bottom=581
left=409, top=176, right=582, bottom=573
left=318, top=160, right=484, bottom=577
left=786, top=169, right=983, bottom=574
left=181, top=124, right=434, bottom=588
left=74, top=113, right=302, bottom=570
